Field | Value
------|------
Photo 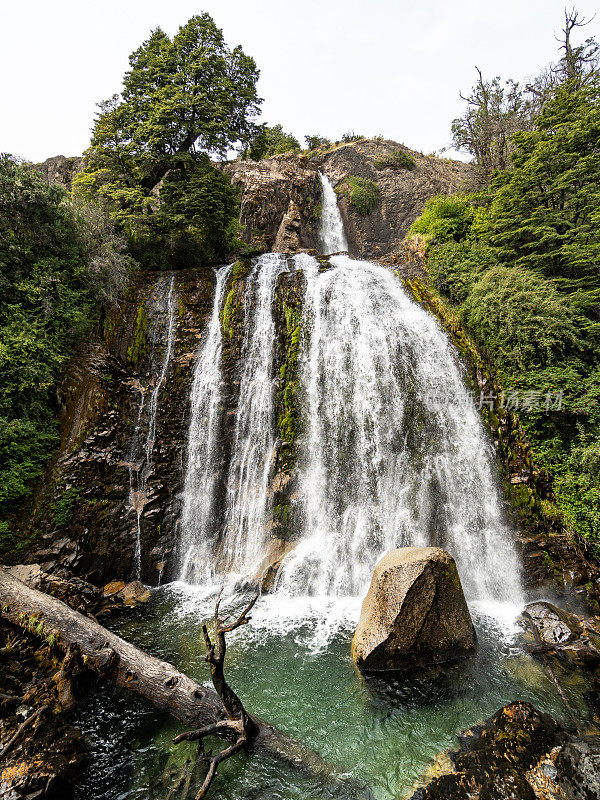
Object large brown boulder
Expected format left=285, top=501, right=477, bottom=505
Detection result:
left=352, top=547, right=476, bottom=672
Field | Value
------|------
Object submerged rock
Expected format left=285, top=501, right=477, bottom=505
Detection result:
left=351, top=547, right=476, bottom=672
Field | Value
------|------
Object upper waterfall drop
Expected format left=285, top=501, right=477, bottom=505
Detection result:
left=179, top=264, right=232, bottom=584
left=319, top=173, right=348, bottom=254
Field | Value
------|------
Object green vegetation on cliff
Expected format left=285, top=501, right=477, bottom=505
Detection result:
left=411, top=37, right=600, bottom=549
left=0, top=156, right=133, bottom=532
left=76, top=13, right=260, bottom=268
left=374, top=149, right=415, bottom=171
left=335, top=176, right=380, bottom=216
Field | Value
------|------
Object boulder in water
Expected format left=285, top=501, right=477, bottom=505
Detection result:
left=352, top=547, right=476, bottom=672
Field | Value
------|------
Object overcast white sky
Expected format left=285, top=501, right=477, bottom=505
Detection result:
left=2, top=0, right=599, bottom=163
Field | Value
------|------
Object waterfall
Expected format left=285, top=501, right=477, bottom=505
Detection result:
left=179, top=264, right=232, bottom=583
left=275, top=254, right=522, bottom=605
left=176, top=175, right=522, bottom=623
left=319, top=172, right=348, bottom=254
left=272, top=176, right=523, bottom=609
left=128, top=274, right=177, bottom=579
left=220, top=254, right=286, bottom=577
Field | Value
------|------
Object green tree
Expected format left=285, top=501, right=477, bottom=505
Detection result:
left=76, top=14, right=261, bottom=267
left=451, top=68, right=526, bottom=182
left=0, top=156, right=131, bottom=521
left=243, top=124, right=300, bottom=160
left=484, top=78, right=600, bottom=320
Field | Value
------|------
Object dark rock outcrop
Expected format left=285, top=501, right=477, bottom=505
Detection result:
left=556, top=735, right=600, bottom=799
left=221, top=156, right=320, bottom=252
left=410, top=702, right=564, bottom=800
left=36, top=155, right=84, bottom=190
left=352, top=547, right=476, bottom=672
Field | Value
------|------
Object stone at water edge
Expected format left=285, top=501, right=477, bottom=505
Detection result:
left=556, top=736, right=600, bottom=800
left=103, top=579, right=151, bottom=606
left=351, top=547, right=476, bottom=672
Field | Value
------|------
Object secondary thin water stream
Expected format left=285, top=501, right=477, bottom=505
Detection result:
left=127, top=273, right=177, bottom=579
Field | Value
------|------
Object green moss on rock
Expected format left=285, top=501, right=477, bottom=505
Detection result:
left=126, top=303, right=149, bottom=365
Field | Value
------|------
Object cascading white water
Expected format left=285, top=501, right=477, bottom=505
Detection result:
left=176, top=175, right=522, bottom=633
left=220, top=254, right=286, bottom=576
left=276, top=253, right=522, bottom=606
left=128, top=273, right=177, bottom=579
left=273, top=176, right=523, bottom=615
left=318, top=172, right=348, bottom=254
left=179, top=265, right=232, bottom=583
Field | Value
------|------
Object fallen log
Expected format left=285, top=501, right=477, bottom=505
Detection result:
left=0, top=567, right=341, bottom=787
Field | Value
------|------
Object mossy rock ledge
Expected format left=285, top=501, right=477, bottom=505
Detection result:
left=352, top=547, right=477, bottom=672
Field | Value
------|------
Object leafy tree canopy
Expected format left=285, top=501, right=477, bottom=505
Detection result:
left=243, top=124, right=300, bottom=160
left=76, top=14, right=261, bottom=267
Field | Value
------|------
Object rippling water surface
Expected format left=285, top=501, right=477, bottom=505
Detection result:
left=74, top=586, right=590, bottom=800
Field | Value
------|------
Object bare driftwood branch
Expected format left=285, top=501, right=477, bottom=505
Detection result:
left=0, top=567, right=344, bottom=790
left=172, top=588, right=260, bottom=798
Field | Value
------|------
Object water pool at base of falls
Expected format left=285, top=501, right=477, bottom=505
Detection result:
left=73, top=586, right=591, bottom=800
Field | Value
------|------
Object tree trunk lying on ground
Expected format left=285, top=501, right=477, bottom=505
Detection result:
left=0, top=567, right=342, bottom=790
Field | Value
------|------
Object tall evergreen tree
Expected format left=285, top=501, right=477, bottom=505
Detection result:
left=76, top=14, right=261, bottom=267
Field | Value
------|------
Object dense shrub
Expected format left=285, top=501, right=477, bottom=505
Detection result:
left=335, top=176, right=380, bottom=216
left=0, top=156, right=132, bottom=523
left=374, top=149, right=415, bottom=171
left=409, top=196, right=475, bottom=244
left=460, top=266, right=587, bottom=376
left=427, top=242, right=498, bottom=304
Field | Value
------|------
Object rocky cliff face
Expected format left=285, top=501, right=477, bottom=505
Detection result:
left=224, top=139, right=473, bottom=258
left=221, top=156, right=321, bottom=253
left=37, top=141, right=472, bottom=259
left=21, top=258, right=308, bottom=586
left=21, top=269, right=214, bottom=584
left=36, top=155, right=84, bottom=190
